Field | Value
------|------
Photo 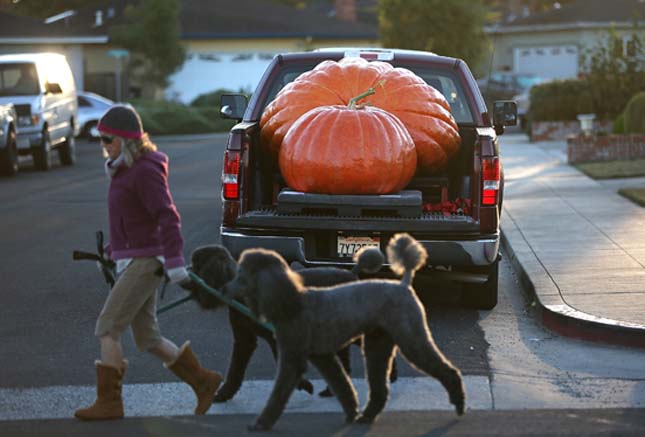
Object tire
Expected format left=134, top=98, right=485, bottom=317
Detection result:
left=59, top=126, right=76, bottom=166
left=0, top=127, right=18, bottom=176
left=32, top=128, right=52, bottom=171
left=83, top=121, right=98, bottom=139
left=462, top=259, right=499, bottom=310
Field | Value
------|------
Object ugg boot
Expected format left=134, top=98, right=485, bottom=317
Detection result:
left=74, top=360, right=127, bottom=420
left=167, top=342, right=222, bottom=415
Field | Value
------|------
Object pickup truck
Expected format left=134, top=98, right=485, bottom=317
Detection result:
left=0, top=103, right=18, bottom=176
left=218, top=48, right=516, bottom=309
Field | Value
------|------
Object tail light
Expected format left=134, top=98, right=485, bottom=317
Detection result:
left=482, top=157, right=500, bottom=205
left=222, top=150, right=240, bottom=200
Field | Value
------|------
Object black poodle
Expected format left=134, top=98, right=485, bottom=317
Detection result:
left=188, top=244, right=396, bottom=402
left=222, top=233, right=465, bottom=431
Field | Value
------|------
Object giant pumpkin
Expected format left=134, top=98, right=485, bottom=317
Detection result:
left=279, top=90, right=417, bottom=195
left=261, top=57, right=460, bottom=174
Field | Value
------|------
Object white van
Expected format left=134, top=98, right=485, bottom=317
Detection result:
left=0, top=53, right=79, bottom=170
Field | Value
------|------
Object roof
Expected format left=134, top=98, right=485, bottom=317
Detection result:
left=0, top=0, right=378, bottom=43
left=490, top=0, right=645, bottom=33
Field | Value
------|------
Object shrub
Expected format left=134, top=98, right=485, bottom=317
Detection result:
left=191, top=88, right=241, bottom=107
left=132, top=99, right=235, bottom=135
left=528, top=79, right=594, bottom=122
left=612, top=112, right=625, bottom=134
left=624, top=91, right=645, bottom=134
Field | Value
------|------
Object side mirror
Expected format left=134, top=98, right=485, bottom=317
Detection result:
left=220, top=94, right=248, bottom=120
left=45, top=82, right=62, bottom=94
left=493, top=100, right=517, bottom=135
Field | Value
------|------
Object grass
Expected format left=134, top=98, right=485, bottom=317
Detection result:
left=575, top=159, right=645, bottom=207
left=619, top=188, right=645, bottom=207
left=575, top=159, right=645, bottom=179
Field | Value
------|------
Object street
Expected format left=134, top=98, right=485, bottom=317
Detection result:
left=1, top=134, right=644, bottom=435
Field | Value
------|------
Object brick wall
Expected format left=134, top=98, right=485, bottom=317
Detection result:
left=567, top=134, right=645, bottom=164
left=531, top=120, right=614, bottom=142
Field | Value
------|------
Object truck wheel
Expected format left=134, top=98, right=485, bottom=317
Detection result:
left=462, top=260, right=499, bottom=310
left=0, top=127, right=18, bottom=176
left=59, top=126, right=76, bottom=166
left=33, top=129, right=52, bottom=171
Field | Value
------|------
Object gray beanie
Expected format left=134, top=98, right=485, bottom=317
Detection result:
left=97, top=104, right=144, bottom=139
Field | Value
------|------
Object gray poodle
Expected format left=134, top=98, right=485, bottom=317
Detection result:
left=223, top=233, right=465, bottom=431
left=188, top=244, right=393, bottom=402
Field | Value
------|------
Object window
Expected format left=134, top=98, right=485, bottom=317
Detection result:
left=0, top=63, right=40, bottom=96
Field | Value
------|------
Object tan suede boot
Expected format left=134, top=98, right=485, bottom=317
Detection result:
left=167, top=342, right=222, bottom=415
left=74, top=360, right=127, bottom=420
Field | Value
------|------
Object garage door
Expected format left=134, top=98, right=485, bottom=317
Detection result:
left=514, top=45, right=578, bottom=80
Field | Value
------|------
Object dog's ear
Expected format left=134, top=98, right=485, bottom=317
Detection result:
left=256, top=265, right=304, bottom=322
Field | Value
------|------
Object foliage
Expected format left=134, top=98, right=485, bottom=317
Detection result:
left=528, top=79, right=594, bottom=122
left=579, top=27, right=645, bottom=120
left=110, top=0, right=185, bottom=92
left=613, top=112, right=625, bottom=134
left=191, top=88, right=240, bottom=107
left=379, top=0, right=489, bottom=72
left=132, top=100, right=235, bottom=135
left=624, top=91, right=645, bottom=134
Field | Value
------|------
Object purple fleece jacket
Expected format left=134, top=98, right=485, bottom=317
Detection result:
left=106, top=151, right=185, bottom=269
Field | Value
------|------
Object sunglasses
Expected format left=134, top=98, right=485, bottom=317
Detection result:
left=100, top=135, right=115, bottom=144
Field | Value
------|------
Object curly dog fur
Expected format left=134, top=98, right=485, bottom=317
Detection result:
left=188, top=244, right=395, bottom=402
left=225, top=233, right=465, bottom=431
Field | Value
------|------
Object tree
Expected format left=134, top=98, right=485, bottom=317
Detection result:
left=110, top=0, right=185, bottom=98
left=379, top=0, right=489, bottom=71
left=579, top=27, right=645, bottom=119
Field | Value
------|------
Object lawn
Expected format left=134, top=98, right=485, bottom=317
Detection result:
left=575, top=159, right=645, bottom=207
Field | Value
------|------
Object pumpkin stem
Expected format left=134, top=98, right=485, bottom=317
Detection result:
left=348, top=86, right=377, bottom=109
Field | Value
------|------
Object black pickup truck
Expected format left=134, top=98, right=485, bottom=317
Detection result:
left=218, top=48, right=516, bottom=309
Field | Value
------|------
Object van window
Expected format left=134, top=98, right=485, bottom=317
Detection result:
left=0, top=63, right=40, bottom=96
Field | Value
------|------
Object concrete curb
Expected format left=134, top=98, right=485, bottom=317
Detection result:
left=500, top=211, right=645, bottom=349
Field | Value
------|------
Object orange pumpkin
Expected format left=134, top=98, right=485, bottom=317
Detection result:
left=261, top=57, right=460, bottom=174
left=279, top=100, right=417, bottom=195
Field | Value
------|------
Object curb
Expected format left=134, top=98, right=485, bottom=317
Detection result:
left=500, top=211, right=645, bottom=349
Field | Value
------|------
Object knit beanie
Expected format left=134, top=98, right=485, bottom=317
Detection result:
left=97, top=104, right=144, bottom=139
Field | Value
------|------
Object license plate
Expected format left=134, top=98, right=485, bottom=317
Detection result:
left=337, top=235, right=380, bottom=258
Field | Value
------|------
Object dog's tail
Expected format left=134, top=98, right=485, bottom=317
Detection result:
left=351, top=247, right=385, bottom=276
left=387, top=233, right=428, bottom=286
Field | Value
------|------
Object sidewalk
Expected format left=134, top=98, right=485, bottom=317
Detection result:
left=500, top=133, right=645, bottom=348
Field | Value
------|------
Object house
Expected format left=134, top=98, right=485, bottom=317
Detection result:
left=0, top=0, right=379, bottom=103
left=485, top=0, right=645, bottom=80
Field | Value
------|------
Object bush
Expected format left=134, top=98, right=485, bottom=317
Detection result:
left=529, top=79, right=594, bottom=122
left=624, top=91, right=645, bottom=134
left=613, top=112, right=625, bottom=134
left=132, top=99, right=235, bottom=135
left=191, top=88, right=242, bottom=107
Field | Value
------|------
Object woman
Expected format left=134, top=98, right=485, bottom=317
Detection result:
left=75, top=104, right=222, bottom=420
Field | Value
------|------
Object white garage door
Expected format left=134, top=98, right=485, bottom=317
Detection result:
left=514, top=45, right=578, bottom=80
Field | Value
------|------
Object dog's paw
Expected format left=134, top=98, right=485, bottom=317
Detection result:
left=318, top=387, right=335, bottom=398
left=213, top=385, right=236, bottom=403
left=354, top=413, right=375, bottom=424
left=345, top=410, right=358, bottom=423
left=297, top=379, right=314, bottom=395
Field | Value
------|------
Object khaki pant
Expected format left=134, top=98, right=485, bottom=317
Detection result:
left=95, top=257, right=163, bottom=351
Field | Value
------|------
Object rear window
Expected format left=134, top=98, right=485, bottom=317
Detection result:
left=259, top=61, right=473, bottom=124
left=0, top=63, right=40, bottom=96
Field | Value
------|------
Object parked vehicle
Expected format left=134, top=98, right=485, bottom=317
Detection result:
left=0, top=53, right=78, bottom=170
left=0, top=103, right=18, bottom=176
left=219, top=48, right=516, bottom=309
left=77, top=91, right=113, bottom=138
left=478, top=72, right=544, bottom=131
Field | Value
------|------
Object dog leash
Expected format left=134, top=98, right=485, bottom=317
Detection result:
left=154, top=273, right=275, bottom=332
